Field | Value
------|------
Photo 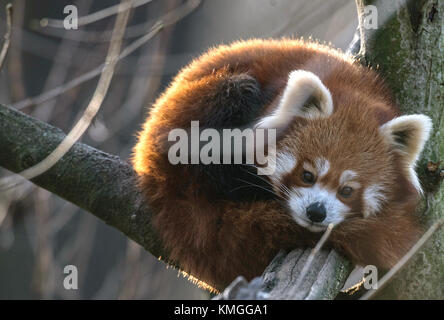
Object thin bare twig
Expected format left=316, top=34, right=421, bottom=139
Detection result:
left=0, top=3, right=13, bottom=70
left=11, top=0, right=201, bottom=111
left=0, top=181, right=33, bottom=228
left=288, top=223, right=334, bottom=298
left=40, top=0, right=153, bottom=28
left=8, top=0, right=26, bottom=101
left=32, top=189, right=55, bottom=299
left=33, top=14, right=167, bottom=43
left=0, top=0, right=132, bottom=191
left=360, top=218, right=444, bottom=300
left=32, top=0, right=95, bottom=122
left=97, top=7, right=174, bottom=150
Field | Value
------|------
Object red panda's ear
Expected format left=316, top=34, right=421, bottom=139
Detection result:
left=380, top=114, right=432, bottom=191
left=255, top=70, right=333, bottom=131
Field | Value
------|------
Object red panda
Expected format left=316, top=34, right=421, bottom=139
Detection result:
left=132, top=39, right=432, bottom=292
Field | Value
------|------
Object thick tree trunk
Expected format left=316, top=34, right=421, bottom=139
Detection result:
left=356, top=0, right=444, bottom=299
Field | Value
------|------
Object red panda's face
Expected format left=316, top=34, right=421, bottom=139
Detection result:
left=269, top=119, right=393, bottom=232
left=257, top=70, right=432, bottom=232
left=276, top=156, right=364, bottom=232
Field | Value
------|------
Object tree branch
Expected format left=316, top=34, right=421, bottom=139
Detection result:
left=0, top=104, right=166, bottom=263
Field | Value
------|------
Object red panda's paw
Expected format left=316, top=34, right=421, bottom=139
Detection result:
left=331, top=217, right=422, bottom=271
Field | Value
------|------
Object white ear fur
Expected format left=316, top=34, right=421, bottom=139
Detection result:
left=379, top=114, right=432, bottom=191
left=256, top=70, right=333, bottom=129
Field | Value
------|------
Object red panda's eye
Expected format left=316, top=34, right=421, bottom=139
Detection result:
left=339, top=186, right=353, bottom=198
left=302, top=171, right=315, bottom=184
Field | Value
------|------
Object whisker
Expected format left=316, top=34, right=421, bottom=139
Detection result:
left=238, top=166, right=274, bottom=187
left=279, top=183, right=292, bottom=196
left=238, top=166, right=292, bottom=200
left=233, top=178, right=286, bottom=201
left=229, top=184, right=287, bottom=206
left=275, top=181, right=291, bottom=198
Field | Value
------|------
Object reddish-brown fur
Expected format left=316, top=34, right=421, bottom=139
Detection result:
left=132, top=39, right=422, bottom=291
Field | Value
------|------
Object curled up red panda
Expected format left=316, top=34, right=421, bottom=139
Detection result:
left=132, top=39, right=432, bottom=291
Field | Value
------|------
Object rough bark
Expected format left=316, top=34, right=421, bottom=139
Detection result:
left=215, top=250, right=351, bottom=300
left=356, top=0, right=444, bottom=299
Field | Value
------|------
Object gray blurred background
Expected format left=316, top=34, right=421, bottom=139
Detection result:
left=0, top=0, right=357, bottom=299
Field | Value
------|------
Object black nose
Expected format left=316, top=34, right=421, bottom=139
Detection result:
left=306, top=202, right=326, bottom=222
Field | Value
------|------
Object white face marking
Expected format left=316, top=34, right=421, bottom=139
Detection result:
left=339, top=170, right=361, bottom=189
left=339, top=170, right=357, bottom=185
left=302, top=161, right=315, bottom=174
left=315, top=158, right=330, bottom=178
left=288, top=185, right=350, bottom=232
left=270, top=150, right=297, bottom=181
left=363, top=184, right=386, bottom=217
